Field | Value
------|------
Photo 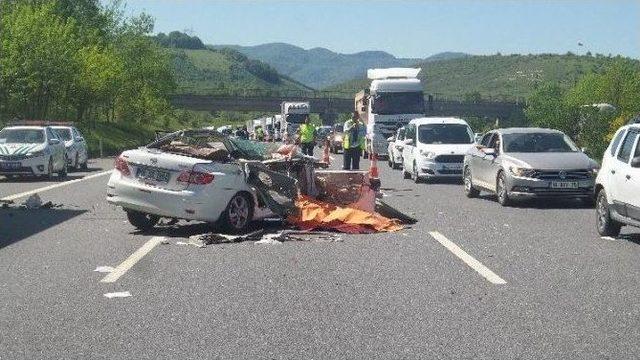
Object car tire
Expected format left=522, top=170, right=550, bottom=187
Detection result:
left=126, top=210, right=160, bottom=231
left=80, top=158, right=88, bottom=170
left=496, top=171, right=511, bottom=206
left=220, top=192, right=253, bottom=233
left=464, top=166, right=480, bottom=198
left=58, top=156, right=68, bottom=179
left=388, top=156, right=393, bottom=168
left=596, top=190, right=622, bottom=237
left=413, top=162, right=422, bottom=184
left=74, top=153, right=80, bottom=171
left=46, top=158, right=54, bottom=180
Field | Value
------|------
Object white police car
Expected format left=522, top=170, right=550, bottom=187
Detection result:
left=52, top=125, right=88, bottom=170
left=0, top=125, right=67, bottom=179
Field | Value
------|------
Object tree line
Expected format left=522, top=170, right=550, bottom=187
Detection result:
left=0, top=0, right=175, bottom=125
left=525, top=59, right=640, bottom=159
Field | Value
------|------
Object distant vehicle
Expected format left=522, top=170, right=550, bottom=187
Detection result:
left=386, top=126, right=406, bottom=169
left=0, top=125, right=67, bottom=179
left=281, top=102, right=310, bottom=141
left=106, top=129, right=274, bottom=233
left=51, top=125, right=88, bottom=170
left=355, top=68, right=425, bottom=157
left=316, top=125, right=332, bottom=146
left=595, top=123, right=640, bottom=236
left=329, top=123, right=344, bottom=154
left=463, top=128, right=598, bottom=206
left=402, top=117, right=475, bottom=182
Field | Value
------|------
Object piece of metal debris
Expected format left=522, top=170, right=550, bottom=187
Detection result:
left=23, top=193, right=42, bottom=209
left=103, top=291, right=131, bottom=299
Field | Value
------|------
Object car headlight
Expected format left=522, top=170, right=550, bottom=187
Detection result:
left=509, top=166, right=536, bottom=178
left=26, top=150, right=44, bottom=158
left=590, top=167, right=599, bottom=176
left=420, top=150, right=436, bottom=159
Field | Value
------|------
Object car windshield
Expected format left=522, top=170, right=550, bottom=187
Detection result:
left=502, top=132, right=579, bottom=153
left=418, top=124, right=474, bottom=144
left=54, top=128, right=72, bottom=141
left=286, top=114, right=307, bottom=124
left=372, top=91, right=425, bottom=115
left=0, top=128, right=45, bottom=144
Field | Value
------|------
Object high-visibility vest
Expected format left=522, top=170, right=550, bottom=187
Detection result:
left=343, top=120, right=365, bottom=150
left=299, top=124, right=315, bottom=144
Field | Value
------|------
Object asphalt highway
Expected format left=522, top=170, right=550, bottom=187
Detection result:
left=1, top=154, right=640, bottom=359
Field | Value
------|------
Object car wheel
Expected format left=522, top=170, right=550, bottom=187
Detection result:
left=596, top=190, right=622, bottom=237
left=413, top=162, right=422, bottom=184
left=402, top=166, right=411, bottom=179
left=464, top=166, right=480, bottom=198
left=496, top=171, right=511, bottom=206
left=80, top=158, right=88, bottom=170
left=126, top=210, right=160, bottom=231
left=47, top=158, right=54, bottom=180
left=221, top=193, right=253, bottom=233
left=388, top=156, right=393, bottom=168
left=58, top=156, right=68, bottom=179
left=74, top=153, right=80, bottom=170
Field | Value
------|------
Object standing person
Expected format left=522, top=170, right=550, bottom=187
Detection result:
left=298, top=115, right=317, bottom=156
left=342, top=113, right=366, bottom=170
left=256, top=126, right=264, bottom=141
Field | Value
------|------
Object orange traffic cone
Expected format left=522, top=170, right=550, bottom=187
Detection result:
left=369, top=152, right=379, bottom=178
left=322, top=138, right=331, bottom=165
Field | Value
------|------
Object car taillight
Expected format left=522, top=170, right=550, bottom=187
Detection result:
left=177, top=170, right=214, bottom=185
left=114, top=156, right=130, bottom=176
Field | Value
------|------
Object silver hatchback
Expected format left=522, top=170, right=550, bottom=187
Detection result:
left=463, top=128, right=599, bottom=206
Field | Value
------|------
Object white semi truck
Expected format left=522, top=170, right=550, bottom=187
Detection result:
left=281, top=101, right=310, bottom=142
left=355, top=68, right=425, bottom=157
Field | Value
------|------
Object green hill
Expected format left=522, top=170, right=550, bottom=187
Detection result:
left=170, top=47, right=312, bottom=95
left=330, top=54, right=639, bottom=101
left=213, top=43, right=469, bottom=89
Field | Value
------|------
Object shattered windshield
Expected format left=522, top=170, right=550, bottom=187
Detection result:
left=418, top=124, right=474, bottom=144
left=372, top=92, right=425, bottom=115
left=502, top=132, right=579, bottom=153
left=0, top=128, right=45, bottom=144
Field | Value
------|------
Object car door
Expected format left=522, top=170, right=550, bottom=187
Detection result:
left=611, top=129, right=639, bottom=217
left=623, top=132, right=640, bottom=220
left=475, top=132, right=499, bottom=190
left=402, top=124, right=416, bottom=170
left=46, top=128, right=64, bottom=169
left=73, top=128, right=88, bottom=162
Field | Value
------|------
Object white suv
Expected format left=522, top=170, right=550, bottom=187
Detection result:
left=595, top=123, right=640, bottom=236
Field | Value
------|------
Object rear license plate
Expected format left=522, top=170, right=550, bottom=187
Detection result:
left=0, top=162, right=20, bottom=170
left=551, top=181, right=579, bottom=189
left=136, top=166, right=170, bottom=183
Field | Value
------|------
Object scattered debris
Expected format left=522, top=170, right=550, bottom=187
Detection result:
left=103, top=291, right=131, bottom=299
left=254, top=233, right=283, bottom=245
left=374, top=199, right=417, bottom=225
left=23, top=193, right=42, bottom=209
left=93, top=266, right=114, bottom=273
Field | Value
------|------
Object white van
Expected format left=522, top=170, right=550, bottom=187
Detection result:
left=401, top=117, right=475, bottom=183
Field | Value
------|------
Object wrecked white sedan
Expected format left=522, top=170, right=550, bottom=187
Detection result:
left=106, top=130, right=278, bottom=232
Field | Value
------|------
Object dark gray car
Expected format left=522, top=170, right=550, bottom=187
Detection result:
left=463, top=128, right=599, bottom=206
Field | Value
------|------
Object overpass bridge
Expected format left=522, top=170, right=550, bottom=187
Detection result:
left=170, top=90, right=525, bottom=124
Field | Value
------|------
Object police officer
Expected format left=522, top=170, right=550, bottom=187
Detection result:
left=343, top=112, right=366, bottom=170
left=298, top=115, right=316, bottom=156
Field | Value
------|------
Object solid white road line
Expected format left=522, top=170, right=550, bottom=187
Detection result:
left=1, top=170, right=112, bottom=201
left=429, top=231, right=507, bottom=285
left=100, top=236, right=165, bottom=283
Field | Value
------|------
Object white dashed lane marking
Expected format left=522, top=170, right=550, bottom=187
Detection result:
left=429, top=231, right=507, bottom=285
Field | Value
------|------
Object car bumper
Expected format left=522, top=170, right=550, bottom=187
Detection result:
left=0, top=156, right=49, bottom=176
left=418, top=160, right=463, bottom=178
left=106, top=173, right=230, bottom=222
left=506, top=176, right=595, bottom=199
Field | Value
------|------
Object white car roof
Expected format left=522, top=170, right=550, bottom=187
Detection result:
left=51, top=125, right=73, bottom=129
left=408, top=117, right=470, bottom=126
left=2, top=126, right=46, bottom=130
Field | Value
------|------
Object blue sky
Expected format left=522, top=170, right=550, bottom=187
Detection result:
left=121, top=0, right=640, bottom=59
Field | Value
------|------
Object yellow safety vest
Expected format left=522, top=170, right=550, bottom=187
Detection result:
left=299, top=124, right=315, bottom=144
left=343, top=120, right=366, bottom=150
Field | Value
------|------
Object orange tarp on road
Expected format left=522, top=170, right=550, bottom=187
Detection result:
left=287, top=196, right=403, bottom=234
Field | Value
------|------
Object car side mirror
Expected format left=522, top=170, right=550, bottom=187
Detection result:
left=482, top=147, right=496, bottom=156
left=387, top=136, right=395, bottom=142
left=404, top=139, right=414, bottom=146
left=581, top=147, right=588, bottom=153
left=631, top=156, right=640, bottom=168
left=49, top=139, right=60, bottom=145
